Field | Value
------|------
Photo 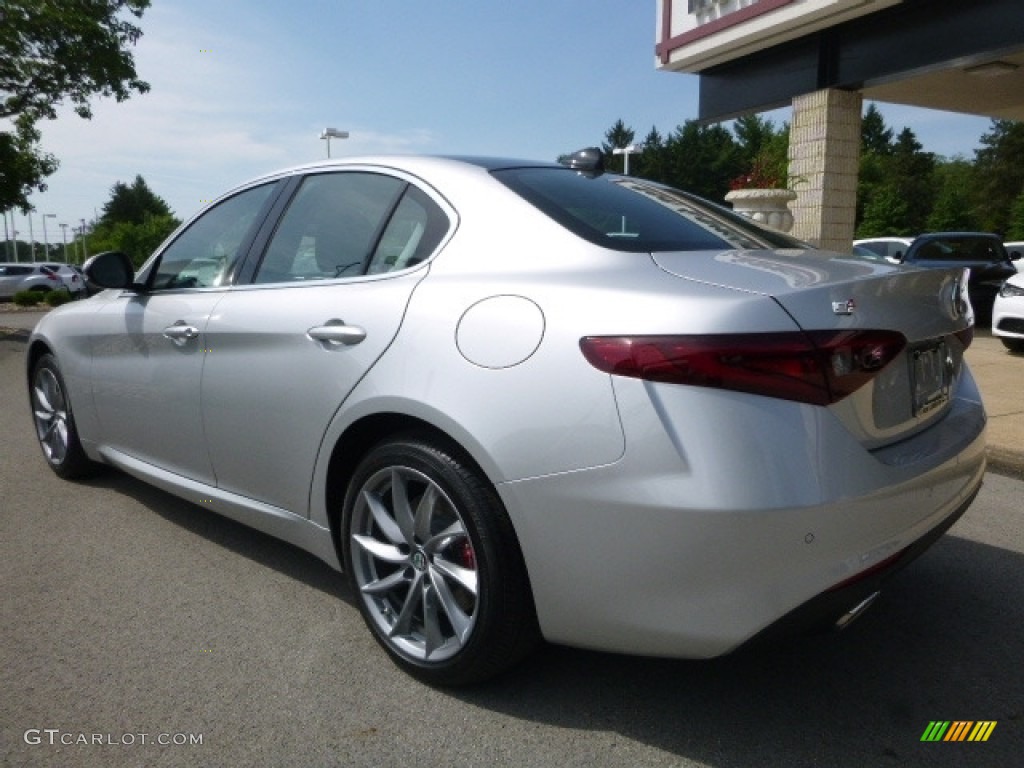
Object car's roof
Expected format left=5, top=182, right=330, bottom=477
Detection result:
left=207, top=154, right=574, bottom=213
left=853, top=236, right=914, bottom=243
left=912, top=232, right=1002, bottom=241
left=256, top=154, right=560, bottom=182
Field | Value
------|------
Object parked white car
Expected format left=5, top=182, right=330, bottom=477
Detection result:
left=1003, top=241, right=1024, bottom=258
left=852, top=237, right=914, bottom=263
left=993, top=271, right=1024, bottom=353
left=0, top=262, right=86, bottom=300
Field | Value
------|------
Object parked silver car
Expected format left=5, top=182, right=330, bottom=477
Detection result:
left=0, top=262, right=86, bottom=300
left=26, top=153, right=986, bottom=685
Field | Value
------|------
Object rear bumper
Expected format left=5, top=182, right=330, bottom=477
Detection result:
left=498, top=370, right=986, bottom=658
left=739, top=483, right=979, bottom=649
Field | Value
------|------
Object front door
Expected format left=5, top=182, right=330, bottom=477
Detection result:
left=88, top=182, right=279, bottom=483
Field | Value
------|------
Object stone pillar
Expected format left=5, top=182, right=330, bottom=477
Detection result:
left=788, top=88, right=862, bottom=252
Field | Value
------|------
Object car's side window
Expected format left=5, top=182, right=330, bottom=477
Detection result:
left=367, top=185, right=450, bottom=274
left=149, top=183, right=276, bottom=291
left=254, top=173, right=405, bottom=284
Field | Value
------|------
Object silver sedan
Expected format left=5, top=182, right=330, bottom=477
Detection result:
left=26, top=153, right=986, bottom=685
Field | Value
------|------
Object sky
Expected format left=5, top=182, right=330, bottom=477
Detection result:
left=6, top=0, right=995, bottom=249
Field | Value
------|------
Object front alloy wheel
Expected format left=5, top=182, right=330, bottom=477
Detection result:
left=343, top=436, right=536, bottom=685
left=30, top=353, right=97, bottom=479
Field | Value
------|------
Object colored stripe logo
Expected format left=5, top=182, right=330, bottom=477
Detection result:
left=921, top=721, right=997, bottom=742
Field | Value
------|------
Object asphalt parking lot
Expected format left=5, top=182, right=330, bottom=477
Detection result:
left=1, top=323, right=1022, bottom=767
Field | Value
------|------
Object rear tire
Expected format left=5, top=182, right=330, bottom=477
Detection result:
left=30, top=353, right=99, bottom=479
left=999, top=337, right=1024, bottom=354
left=342, top=435, right=537, bottom=686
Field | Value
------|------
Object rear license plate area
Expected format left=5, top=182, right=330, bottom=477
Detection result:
left=909, top=341, right=951, bottom=417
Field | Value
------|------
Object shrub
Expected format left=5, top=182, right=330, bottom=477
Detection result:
left=12, top=290, right=44, bottom=307
left=44, top=289, right=73, bottom=307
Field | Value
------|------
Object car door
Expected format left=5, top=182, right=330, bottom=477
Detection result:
left=200, top=170, right=452, bottom=515
left=88, top=181, right=280, bottom=482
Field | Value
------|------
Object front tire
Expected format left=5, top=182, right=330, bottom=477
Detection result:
left=342, top=436, right=537, bottom=686
left=30, top=353, right=99, bottom=479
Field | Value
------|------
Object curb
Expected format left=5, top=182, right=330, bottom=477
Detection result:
left=0, top=327, right=31, bottom=343
left=986, top=445, right=1024, bottom=481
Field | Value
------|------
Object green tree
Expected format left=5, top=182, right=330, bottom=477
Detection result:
left=926, top=159, right=980, bottom=231
left=857, top=182, right=911, bottom=237
left=0, top=116, right=59, bottom=212
left=972, top=119, right=1024, bottom=235
left=88, top=174, right=179, bottom=266
left=730, top=114, right=790, bottom=188
left=0, top=0, right=151, bottom=212
left=861, top=103, right=895, bottom=156
left=89, top=213, right=179, bottom=268
left=602, top=119, right=636, bottom=174
left=890, top=128, right=935, bottom=233
left=633, top=126, right=667, bottom=183
left=664, top=120, right=743, bottom=201
left=1006, top=191, right=1024, bottom=240
left=855, top=111, right=933, bottom=235
left=99, top=175, right=173, bottom=228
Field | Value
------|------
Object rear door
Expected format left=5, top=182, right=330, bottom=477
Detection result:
left=201, top=170, right=453, bottom=515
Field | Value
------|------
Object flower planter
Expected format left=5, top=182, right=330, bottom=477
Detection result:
left=724, top=188, right=797, bottom=233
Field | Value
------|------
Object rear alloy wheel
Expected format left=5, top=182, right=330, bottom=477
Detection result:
left=30, top=353, right=98, bottom=479
left=342, top=436, right=536, bottom=686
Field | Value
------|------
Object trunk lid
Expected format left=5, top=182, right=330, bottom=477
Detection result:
left=652, top=248, right=973, bottom=448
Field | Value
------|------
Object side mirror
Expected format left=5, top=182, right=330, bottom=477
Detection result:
left=892, top=250, right=905, bottom=263
left=83, top=251, right=136, bottom=290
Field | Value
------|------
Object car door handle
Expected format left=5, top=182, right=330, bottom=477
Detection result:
left=307, top=321, right=366, bottom=346
left=163, top=322, right=200, bottom=343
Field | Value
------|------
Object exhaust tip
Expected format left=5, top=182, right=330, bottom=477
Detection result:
left=835, top=591, right=881, bottom=631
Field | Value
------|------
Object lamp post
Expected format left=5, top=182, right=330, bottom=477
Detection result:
left=319, top=127, right=349, bottom=158
left=59, top=223, right=69, bottom=262
left=612, top=143, right=644, bottom=176
left=2, top=210, right=11, bottom=260
left=28, top=213, right=35, bottom=261
left=43, top=213, right=56, bottom=261
left=80, top=219, right=89, bottom=260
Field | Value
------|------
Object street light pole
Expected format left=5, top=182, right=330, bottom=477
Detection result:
left=80, top=219, right=89, bottom=260
left=319, top=127, right=349, bottom=158
left=2, top=210, right=11, bottom=261
left=28, top=213, right=36, bottom=261
left=612, top=143, right=644, bottom=176
left=43, top=213, right=56, bottom=261
left=59, top=223, right=69, bottom=262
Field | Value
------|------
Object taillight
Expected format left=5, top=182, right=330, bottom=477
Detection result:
left=955, top=326, right=974, bottom=351
left=579, top=330, right=906, bottom=406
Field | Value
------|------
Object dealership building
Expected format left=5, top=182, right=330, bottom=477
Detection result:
left=655, top=0, right=1024, bottom=250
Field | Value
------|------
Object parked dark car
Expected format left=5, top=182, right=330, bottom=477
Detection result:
left=896, top=233, right=1019, bottom=323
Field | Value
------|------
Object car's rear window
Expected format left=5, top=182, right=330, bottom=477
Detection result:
left=912, top=237, right=1009, bottom=263
left=493, top=168, right=803, bottom=253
